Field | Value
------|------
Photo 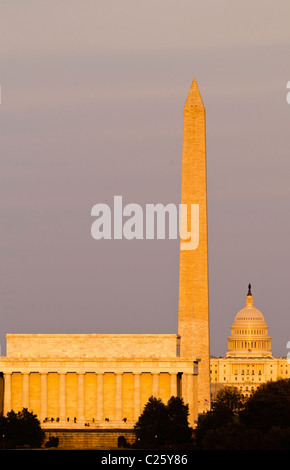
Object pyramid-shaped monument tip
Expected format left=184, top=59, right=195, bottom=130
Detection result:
left=184, top=77, right=204, bottom=109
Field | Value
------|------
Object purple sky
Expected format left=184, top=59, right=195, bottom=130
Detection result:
left=1, top=1, right=290, bottom=357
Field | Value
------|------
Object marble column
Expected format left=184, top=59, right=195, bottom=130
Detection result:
left=96, top=373, right=104, bottom=421
left=152, top=373, right=159, bottom=397
left=170, top=373, right=177, bottom=397
left=115, top=373, right=123, bottom=421
left=59, top=373, right=66, bottom=422
left=40, top=373, right=48, bottom=423
left=22, top=373, right=30, bottom=409
left=77, top=373, right=85, bottom=423
left=181, top=372, right=187, bottom=404
left=3, top=373, right=12, bottom=415
left=133, top=373, right=141, bottom=421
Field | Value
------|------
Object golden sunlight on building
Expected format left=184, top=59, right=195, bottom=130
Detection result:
left=211, top=284, right=290, bottom=400
left=0, top=78, right=210, bottom=447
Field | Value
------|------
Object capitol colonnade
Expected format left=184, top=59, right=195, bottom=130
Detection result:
left=1, top=359, right=198, bottom=428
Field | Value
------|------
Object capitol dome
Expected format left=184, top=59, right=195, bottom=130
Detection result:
left=226, top=284, right=272, bottom=358
left=234, top=299, right=265, bottom=324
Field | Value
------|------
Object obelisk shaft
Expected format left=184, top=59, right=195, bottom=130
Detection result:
left=178, top=78, right=210, bottom=413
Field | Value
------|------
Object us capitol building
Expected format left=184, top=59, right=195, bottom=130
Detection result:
left=210, top=284, right=290, bottom=400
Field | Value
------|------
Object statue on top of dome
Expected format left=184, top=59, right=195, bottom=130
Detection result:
left=248, top=283, right=252, bottom=296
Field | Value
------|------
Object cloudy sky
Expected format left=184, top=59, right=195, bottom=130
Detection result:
left=1, top=0, right=290, bottom=357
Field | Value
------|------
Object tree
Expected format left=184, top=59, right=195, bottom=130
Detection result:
left=200, top=426, right=271, bottom=450
left=1, top=408, right=44, bottom=448
left=194, top=386, right=243, bottom=448
left=212, top=386, right=244, bottom=414
left=134, top=396, right=192, bottom=448
left=134, top=396, right=169, bottom=447
left=194, top=381, right=290, bottom=450
left=166, top=396, right=192, bottom=445
left=240, top=378, right=290, bottom=433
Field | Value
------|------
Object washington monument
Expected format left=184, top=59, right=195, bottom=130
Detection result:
left=178, top=78, right=210, bottom=412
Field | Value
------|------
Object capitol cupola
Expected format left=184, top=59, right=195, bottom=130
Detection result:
left=226, top=284, right=272, bottom=358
